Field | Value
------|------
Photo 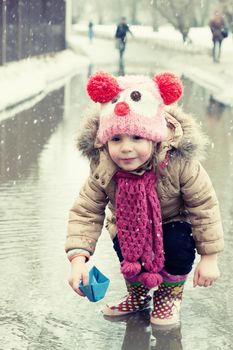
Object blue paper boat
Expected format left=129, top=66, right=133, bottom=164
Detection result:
left=79, top=266, right=110, bottom=302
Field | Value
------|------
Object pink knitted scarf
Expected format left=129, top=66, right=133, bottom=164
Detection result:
left=115, top=169, right=164, bottom=289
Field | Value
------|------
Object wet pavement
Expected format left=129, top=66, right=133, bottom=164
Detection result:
left=1, top=59, right=233, bottom=349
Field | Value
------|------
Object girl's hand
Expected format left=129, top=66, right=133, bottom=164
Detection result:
left=68, top=256, right=89, bottom=296
left=193, top=254, right=220, bottom=288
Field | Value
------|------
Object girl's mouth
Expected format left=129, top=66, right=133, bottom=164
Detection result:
left=121, top=158, right=136, bottom=163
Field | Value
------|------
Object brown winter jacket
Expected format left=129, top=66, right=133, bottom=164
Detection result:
left=65, top=106, right=224, bottom=257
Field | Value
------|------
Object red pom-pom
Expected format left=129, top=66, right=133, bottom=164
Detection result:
left=87, top=72, right=120, bottom=103
left=154, top=72, right=183, bottom=105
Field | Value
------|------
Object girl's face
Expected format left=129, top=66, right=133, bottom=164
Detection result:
left=107, top=134, right=153, bottom=171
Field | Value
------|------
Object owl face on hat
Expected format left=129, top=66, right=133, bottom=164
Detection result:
left=87, top=72, right=183, bottom=145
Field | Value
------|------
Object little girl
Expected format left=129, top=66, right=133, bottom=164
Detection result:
left=66, top=71, right=224, bottom=326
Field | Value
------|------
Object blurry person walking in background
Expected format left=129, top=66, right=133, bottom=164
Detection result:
left=88, top=21, right=94, bottom=44
left=209, top=11, right=228, bottom=63
left=115, top=17, right=133, bottom=61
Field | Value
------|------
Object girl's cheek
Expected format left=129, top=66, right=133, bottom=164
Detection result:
left=141, top=144, right=153, bottom=161
left=108, top=148, right=117, bottom=161
left=144, top=143, right=152, bottom=154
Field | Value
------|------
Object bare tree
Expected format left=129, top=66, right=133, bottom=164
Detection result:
left=220, top=0, right=233, bottom=31
left=92, top=0, right=106, bottom=24
left=151, top=0, right=198, bottom=41
left=150, top=0, right=159, bottom=31
left=128, top=0, right=140, bottom=24
left=110, top=0, right=124, bottom=23
left=72, top=0, right=87, bottom=23
left=194, top=0, right=213, bottom=26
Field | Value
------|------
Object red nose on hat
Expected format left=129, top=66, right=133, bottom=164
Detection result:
left=114, top=102, right=130, bottom=116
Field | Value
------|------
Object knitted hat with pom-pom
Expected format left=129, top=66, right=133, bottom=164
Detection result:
left=86, top=71, right=183, bottom=144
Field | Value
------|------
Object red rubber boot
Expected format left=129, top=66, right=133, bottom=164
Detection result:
left=103, top=282, right=151, bottom=316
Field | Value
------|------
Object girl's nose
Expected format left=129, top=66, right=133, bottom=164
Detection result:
left=121, top=139, right=133, bottom=153
left=114, top=101, right=130, bottom=116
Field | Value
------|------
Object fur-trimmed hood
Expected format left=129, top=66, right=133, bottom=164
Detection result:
left=76, top=104, right=209, bottom=163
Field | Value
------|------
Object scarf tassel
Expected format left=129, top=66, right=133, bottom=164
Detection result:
left=140, top=272, right=163, bottom=289
left=120, top=260, right=141, bottom=278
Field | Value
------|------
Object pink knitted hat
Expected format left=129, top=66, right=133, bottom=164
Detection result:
left=86, top=72, right=183, bottom=144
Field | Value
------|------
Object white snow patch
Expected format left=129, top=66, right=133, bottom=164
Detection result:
left=0, top=50, right=89, bottom=120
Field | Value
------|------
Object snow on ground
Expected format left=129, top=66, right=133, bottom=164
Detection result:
left=0, top=50, right=88, bottom=121
left=0, top=24, right=232, bottom=120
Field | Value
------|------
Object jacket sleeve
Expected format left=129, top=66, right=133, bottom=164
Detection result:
left=65, top=173, right=109, bottom=256
left=180, top=160, right=224, bottom=255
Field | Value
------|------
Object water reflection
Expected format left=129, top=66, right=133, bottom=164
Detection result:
left=87, top=60, right=125, bottom=78
left=151, top=325, right=182, bottom=350
left=87, top=63, right=93, bottom=78
left=104, top=310, right=151, bottom=350
left=0, top=88, right=64, bottom=181
left=104, top=310, right=183, bottom=350
left=118, top=58, right=125, bottom=76
left=206, top=95, right=226, bottom=121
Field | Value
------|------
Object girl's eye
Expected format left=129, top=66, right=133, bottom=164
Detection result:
left=111, top=136, right=121, bottom=142
left=130, top=91, right=141, bottom=102
left=133, top=135, right=142, bottom=140
left=112, top=96, right=119, bottom=104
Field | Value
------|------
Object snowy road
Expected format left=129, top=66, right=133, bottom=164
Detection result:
left=0, top=62, right=233, bottom=349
